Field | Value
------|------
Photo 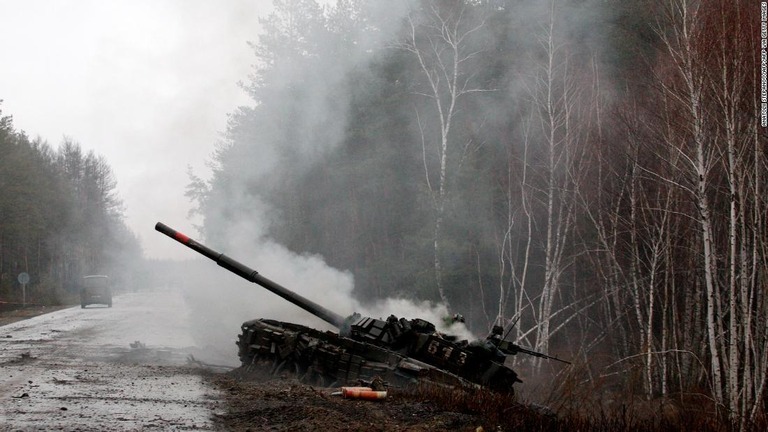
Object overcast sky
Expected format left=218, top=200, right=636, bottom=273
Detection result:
left=0, top=0, right=283, bottom=259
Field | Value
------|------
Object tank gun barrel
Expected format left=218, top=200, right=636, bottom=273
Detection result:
left=155, top=222, right=347, bottom=329
left=495, top=340, right=571, bottom=364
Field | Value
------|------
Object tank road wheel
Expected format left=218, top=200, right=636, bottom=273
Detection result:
left=236, top=332, right=259, bottom=368
left=271, top=357, right=302, bottom=377
left=313, top=375, right=327, bottom=387
left=298, top=366, right=336, bottom=387
left=249, top=356, right=274, bottom=374
left=241, top=354, right=258, bottom=372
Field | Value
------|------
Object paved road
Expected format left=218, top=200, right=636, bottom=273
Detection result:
left=0, top=289, right=226, bottom=431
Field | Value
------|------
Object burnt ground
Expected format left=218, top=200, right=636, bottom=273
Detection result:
left=206, top=368, right=490, bottom=432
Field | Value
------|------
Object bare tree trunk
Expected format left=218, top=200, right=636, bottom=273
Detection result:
left=653, top=1, right=766, bottom=419
left=403, top=1, right=489, bottom=311
left=531, top=0, right=579, bottom=358
left=657, top=0, right=725, bottom=404
left=513, top=113, right=536, bottom=349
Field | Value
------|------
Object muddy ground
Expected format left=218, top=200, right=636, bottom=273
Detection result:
left=206, top=368, right=489, bottom=432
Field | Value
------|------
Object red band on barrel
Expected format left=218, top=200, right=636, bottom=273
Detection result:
left=174, top=232, right=190, bottom=244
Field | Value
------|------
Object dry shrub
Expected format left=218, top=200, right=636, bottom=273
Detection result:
left=392, top=361, right=757, bottom=432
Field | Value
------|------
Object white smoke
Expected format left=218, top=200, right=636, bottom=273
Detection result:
left=177, top=0, right=486, bottom=364
left=179, top=192, right=477, bottom=365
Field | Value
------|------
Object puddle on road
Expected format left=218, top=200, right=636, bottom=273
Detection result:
left=86, top=344, right=192, bottom=366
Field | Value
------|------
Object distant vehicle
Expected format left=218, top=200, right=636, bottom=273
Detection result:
left=80, top=275, right=112, bottom=308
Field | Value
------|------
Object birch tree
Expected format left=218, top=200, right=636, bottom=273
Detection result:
left=400, top=0, right=489, bottom=311
left=644, top=0, right=766, bottom=424
left=525, top=0, right=583, bottom=357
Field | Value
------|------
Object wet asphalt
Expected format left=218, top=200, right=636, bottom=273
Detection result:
left=0, top=289, right=223, bottom=431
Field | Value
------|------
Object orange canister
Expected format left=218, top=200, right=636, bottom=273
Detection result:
left=341, top=386, right=387, bottom=400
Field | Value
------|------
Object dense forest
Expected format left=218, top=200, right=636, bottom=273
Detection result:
left=0, top=103, right=141, bottom=304
left=188, top=0, right=766, bottom=426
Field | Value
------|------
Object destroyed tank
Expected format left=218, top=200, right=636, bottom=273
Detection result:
left=156, top=222, right=568, bottom=393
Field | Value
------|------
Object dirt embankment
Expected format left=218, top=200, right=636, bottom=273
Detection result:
left=0, top=304, right=73, bottom=327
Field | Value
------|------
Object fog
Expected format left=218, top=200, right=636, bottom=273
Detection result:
left=0, top=0, right=264, bottom=260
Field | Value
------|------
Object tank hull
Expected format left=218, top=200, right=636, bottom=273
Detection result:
left=237, top=319, right=478, bottom=390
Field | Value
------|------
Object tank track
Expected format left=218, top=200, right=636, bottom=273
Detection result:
left=237, top=319, right=474, bottom=389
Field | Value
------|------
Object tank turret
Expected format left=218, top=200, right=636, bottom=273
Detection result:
left=156, top=222, right=568, bottom=392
